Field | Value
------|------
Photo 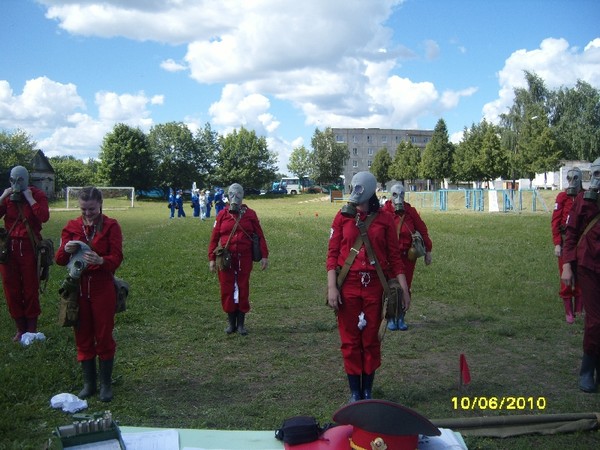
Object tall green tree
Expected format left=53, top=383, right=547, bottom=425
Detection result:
left=0, top=129, right=37, bottom=171
left=310, top=127, right=349, bottom=184
left=287, top=145, right=312, bottom=179
left=499, top=71, right=550, bottom=182
left=420, top=119, right=454, bottom=188
left=148, top=122, right=200, bottom=190
left=194, top=122, right=220, bottom=187
left=98, top=123, right=155, bottom=189
left=550, top=80, right=600, bottom=162
left=388, top=141, right=421, bottom=184
left=213, top=127, right=278, bottom=189
left=49, top=155, right=98, bottom=191
left=370, top=147, right=392, bottom=189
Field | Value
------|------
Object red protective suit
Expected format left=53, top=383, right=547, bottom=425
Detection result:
left=382, top=200, right=432, bottom=289
left=0, top=187, right=49, bottom=325
left=327, top=209, right=404, bottom=375
left=562, top=192, right=600, bottom=356
left=55, top=215, right=123, bottom=361
left=208, top=205, right=269, bottom=313
left=551, top=190, right=581, bottom=301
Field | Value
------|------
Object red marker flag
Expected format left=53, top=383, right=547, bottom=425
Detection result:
left=460, top=353, right=471, bottom=386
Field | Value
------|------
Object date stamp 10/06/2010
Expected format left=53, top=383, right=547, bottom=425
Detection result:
left=451, top=396, right=547, bottom=411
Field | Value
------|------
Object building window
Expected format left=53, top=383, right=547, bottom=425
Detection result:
left=395, top=136, right=400, bottom=143
left=336, top=135, right=344, bottom=143
left=381, top=136, right=387, bottom=143
left=367, top=135, right=371, bottom=143
left=353, top=135, right=359, bottom=143
left=352, top=148, right=358, bottom=156
left=367, top=160, right=372, bottom=167
left=367, top=148, right=374, bottom=155
left=353, top=160, right=358, bottom=168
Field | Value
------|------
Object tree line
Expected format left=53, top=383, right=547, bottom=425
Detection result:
left=362, top=73, right=600, bottom=189
left=1, top=71, right=598, bottom=194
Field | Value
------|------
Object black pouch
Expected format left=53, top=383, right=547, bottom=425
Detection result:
left=0, top=227, right=10, bottom=264
left=251, top=233, right=262, bottom=262
left=275, top=415, right=321, bottom=445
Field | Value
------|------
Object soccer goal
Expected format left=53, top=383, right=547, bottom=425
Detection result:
left=65, top=187, right=136, bottom=209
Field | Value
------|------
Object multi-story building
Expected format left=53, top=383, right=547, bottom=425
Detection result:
left=332, top=127, right=433, bottom=190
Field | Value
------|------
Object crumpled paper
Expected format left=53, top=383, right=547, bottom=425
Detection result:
left=20, top=332, right=46, bottom=347
left=357, top=312, right=367, bottom=330
left=50, top=393, right=88, bottom=413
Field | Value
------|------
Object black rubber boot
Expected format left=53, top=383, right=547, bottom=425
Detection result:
left=578, top=353, right=597, bottom=393
left=347, top=374, right=361, bottom=403
left=361, top=372, right=375, bottom=400
left=237, top=311, right=248, bottom=336
left=78, top=359, right=97, bottom=399
left=99, top=359, right=114, bottom=402
left=225, top=313, right=237, bottom=334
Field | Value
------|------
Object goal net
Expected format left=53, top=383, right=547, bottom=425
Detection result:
left=65, top=187, right=136, bottom=209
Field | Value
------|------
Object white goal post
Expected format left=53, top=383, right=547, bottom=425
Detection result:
left=66, top=187, right=136, bottom=209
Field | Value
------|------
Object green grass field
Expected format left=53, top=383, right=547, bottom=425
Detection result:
left=1, top=193, right=598, bottom=449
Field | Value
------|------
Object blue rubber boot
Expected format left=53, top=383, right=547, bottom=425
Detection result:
left=398, top=313, right=408, bottom=331
left=387, top=318, right=398, bottom=331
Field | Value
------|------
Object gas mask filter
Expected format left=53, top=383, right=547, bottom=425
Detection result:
left=9, top=165, right=29, bottom=202
left=228, top=183, right=244, bottom=213
left=565, top=167, right=582, bottom=197
left=341, top=172, right=377, bottom=217
left=66, top=241, right=91, bottom=279
left=390, top=183, right=406, bottom=212
left=584, top=157, right=600, bottom=201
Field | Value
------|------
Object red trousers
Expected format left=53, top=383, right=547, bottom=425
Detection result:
left=579, top=267, right=600, bottom=357
left=557, top=255, right=580, bottom=299
left=338, top=271, right=383, bottom=375
left=218, top=252, right=253, bottom=313
left=0, top=239, right=40, bottom=319
left=401, top=253, right=416, bottom=291
left=75, top=273, right=116, bottom=361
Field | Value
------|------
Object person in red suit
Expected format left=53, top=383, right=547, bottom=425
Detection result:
left=382, top=183, right=432, bottom=331
left=561, top=157, right=600, bottom=393
left=327, top=171, right=411, bottom=403
left=0, top=165, right=49, bottom=341
left=551, top=167, right=583, bottom=323
left=55, top=187, right=123, bottom=402
left=208, top=183, right=269, bottom=336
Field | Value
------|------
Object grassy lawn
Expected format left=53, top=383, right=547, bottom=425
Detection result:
left=1, top=193, right=598, bottom=449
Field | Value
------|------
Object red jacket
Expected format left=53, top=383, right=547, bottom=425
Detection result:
left=551, top=190, right=576, bottom=246
left=208, top=205, right=269, bottom=260
left=327, top=209, right=405, bottom=278
left=383, top=200, right=432, bottom=252
left=562, top=191, right=600, bottom=274
left=0, top=186, right=49, bottom=241
left=55, top=214, right=123, bottom=275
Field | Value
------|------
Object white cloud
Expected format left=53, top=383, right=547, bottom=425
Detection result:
left=160, top=59, right=187, bottom=72
left=424, top=39, right=440, bottom=60
left=483, top=38, right=600, bottom=124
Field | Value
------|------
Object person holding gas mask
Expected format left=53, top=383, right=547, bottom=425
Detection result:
left=55, top=187, right=123, bottom=402
left=561, top=157, right=600, bottom=393
left=327, top=172, right=411, bottom=402
left=208, top=183, right=269, bottom=335
left=0, top=165, right=50, bottom=341
left=382, top=183, right=432, bottom=331
left=551, top=167, right=584, bottom=324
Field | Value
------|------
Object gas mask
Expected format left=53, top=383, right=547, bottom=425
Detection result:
left=390, top=183, right=406, bottom=212
left=341, top=172, right=377, bottom=217
left=584, top=157, right=600, bottom=201
left=228, top=183, right=244, bottom=213
left=565, top=167, right=582, bottom=196
left=66, top=241, right=91, bottom=279
left=9, top=165, right=29, bottom=202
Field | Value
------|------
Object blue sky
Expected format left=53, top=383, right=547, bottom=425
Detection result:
left=1, top=0, right=599, bottom=174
